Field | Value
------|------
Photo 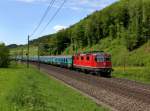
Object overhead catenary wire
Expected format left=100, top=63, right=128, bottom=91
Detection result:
left=30, top=0, right=56, bottom=37
left=37, top=0, right=67, bottom=37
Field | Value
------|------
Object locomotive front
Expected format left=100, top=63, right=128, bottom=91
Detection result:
left=94, top=53, right=112, bottom=76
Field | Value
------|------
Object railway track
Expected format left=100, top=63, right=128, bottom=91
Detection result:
left=31, top=63, right=150, bottom=111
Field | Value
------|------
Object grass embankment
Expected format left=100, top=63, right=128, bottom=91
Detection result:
left=94, top=38, right=150, bottom=84
left=90, top=38, right=150, bottom=84
left=0, top=63, right=109, bottom=111
left=64, top=38, right=150, bottom=84
left=112, top=67, right=150, bottom=84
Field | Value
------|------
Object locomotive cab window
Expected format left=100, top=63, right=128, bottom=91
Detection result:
left=105, top=57, right=111, bottom=61
left=95, top=56, right=104, bottom=62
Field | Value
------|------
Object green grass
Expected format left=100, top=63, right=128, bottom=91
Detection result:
left=112, top=66, right=150, bottom=84
left=0, top=63, right=109, bottom=111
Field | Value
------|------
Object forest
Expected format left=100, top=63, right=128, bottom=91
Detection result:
left=28, top=0, right=150, bottom=55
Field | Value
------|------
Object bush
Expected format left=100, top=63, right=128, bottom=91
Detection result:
left=0, top=44, right=10, bottom=67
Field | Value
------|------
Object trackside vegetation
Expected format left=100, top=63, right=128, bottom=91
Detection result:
left=112, top=67, right=150, bottom=84
left=0, top=63, right=109, bottom=111
left=84, top=38, right=150, bottom=84
left=0, top=43, right=10, bottom=67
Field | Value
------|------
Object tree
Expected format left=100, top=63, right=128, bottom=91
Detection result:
left=0, top=43, right=10, bottom=67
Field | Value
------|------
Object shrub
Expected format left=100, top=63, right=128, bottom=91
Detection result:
left=0, top=44, right=10, bottom=67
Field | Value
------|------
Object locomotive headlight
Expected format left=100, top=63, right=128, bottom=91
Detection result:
left=103, top=62, right=106, bottom=66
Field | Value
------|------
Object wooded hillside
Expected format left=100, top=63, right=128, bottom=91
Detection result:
left=28, top=0, right=150, bottom=55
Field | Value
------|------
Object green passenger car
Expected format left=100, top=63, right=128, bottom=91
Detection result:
left=38, top=56, right=73, bottom=68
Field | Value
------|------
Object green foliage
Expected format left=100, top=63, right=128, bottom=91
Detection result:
left=21, top=0, right=150, bottom=55
left=55, top=29, right=71, bottom=54
left=0, top=64, right=109, bottom=111
left=0, top=44, right=10, bottom=67
left=88, top=37, right=150, bottom=67
left=11, top=46, right=38, bottom=56
left=113, top=66, right=150, bottom=84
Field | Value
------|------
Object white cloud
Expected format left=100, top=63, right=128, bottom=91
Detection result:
left=65, top=0, right=118, bottom=12
left=14, top=0, right=118, bottom=12
left=53, top=25, right=67, bottom=32
left=16, top=0, right=35, bottom=3
left=70, top=6, right=81, bottom=11
left=15, top=0, right=47, bottom=3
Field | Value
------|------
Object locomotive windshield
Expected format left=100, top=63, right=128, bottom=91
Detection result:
left=95, top=55, right=111, bottom=62
left=95, top=56, right=104, bottom=62
left=105, top=57, right=111, bottom=61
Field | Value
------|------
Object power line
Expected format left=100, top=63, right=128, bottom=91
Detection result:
left=30, top=0, right=56, bottom=37
left=38, top=0, right=67, bottom=37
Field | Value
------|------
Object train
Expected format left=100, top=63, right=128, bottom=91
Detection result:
left=16, top=51, right=112, bottom=77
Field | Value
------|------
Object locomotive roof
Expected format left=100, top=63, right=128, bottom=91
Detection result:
left=83, top=51, right=104, bottom=54
left=75, top=51, right=110, bottom=56
left=38, top=55, right=72, bottom=58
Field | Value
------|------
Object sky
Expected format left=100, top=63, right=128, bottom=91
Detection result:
left=0, top=0, right=117, bottom=45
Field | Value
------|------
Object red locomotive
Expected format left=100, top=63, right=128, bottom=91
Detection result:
left=73, top=51, right=112, bottom=76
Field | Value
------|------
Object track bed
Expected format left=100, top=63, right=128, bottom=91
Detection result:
left=31, top=62, right=150, bottom=111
